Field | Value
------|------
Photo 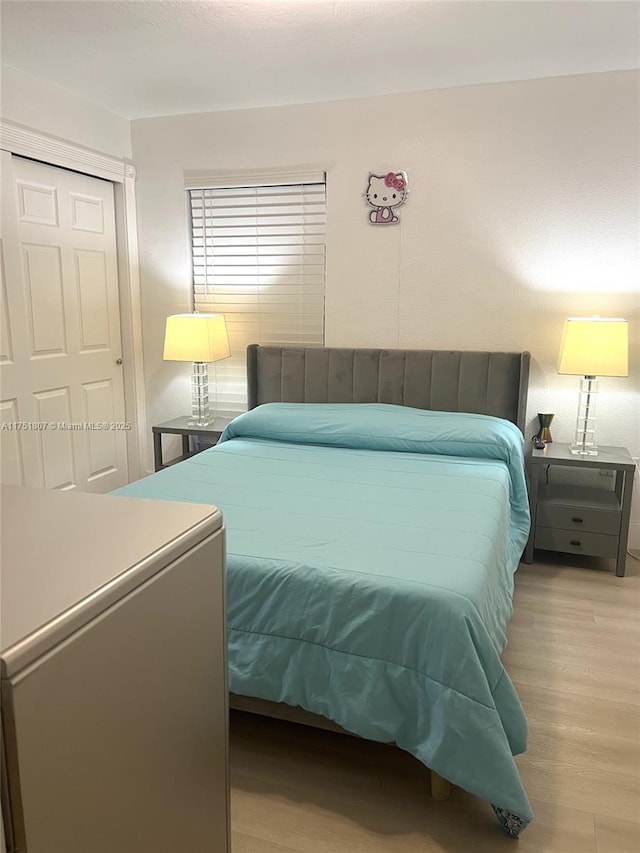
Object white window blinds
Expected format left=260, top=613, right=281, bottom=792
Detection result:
left=189, top=180, right=326, bottom=417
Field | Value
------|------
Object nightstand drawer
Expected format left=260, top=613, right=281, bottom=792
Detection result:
left=534, top=527, right=619, bottom=559
left=536, top=504, right=621, bottom=535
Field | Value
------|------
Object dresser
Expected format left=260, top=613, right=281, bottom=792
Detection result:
left=0, top=485, right=229, bottom=853
left=524, top=443, right=635, bottom=576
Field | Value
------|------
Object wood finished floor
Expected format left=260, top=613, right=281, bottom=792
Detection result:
left=229, top=553, right=640, bottom=852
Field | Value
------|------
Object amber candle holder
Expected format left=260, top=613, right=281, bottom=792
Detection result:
left=536, top=413, right=554, bottom=444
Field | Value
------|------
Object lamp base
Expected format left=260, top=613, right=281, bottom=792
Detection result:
left=571, top=375, right=598, bottom=457
left=187, top=415, right=212, bottom=428
left=570, top=443, right=598, bottom=456
left=190, top=362, right=211, bottom=427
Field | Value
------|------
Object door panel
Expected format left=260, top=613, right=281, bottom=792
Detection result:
left=33, top=387, right=76, bottom=490
left=1, top=244, right=14, bottom=364
left=0, top=400, right=24, bottom=486
left=76, top=250, right=110, bottom=351
left=0, top=155, right=128, bottom=492
left=83, top=379, right=120, bottom=482
left=23, top=243, right=67, bottom=356
left=16, top=178, right=59, bottom=225
left=70, top=192, right=105, bottom=233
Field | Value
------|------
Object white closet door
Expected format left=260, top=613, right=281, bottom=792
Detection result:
left=0, top=154, right=128, bottom=492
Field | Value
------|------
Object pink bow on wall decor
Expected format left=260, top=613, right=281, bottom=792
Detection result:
left=384, top=172, right=406, bottom=191
left=365, top=170, right=409, bottom=225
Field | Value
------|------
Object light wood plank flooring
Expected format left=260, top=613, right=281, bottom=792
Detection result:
left=230, top=553, right=640, bottom=852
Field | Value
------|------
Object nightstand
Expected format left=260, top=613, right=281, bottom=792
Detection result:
left=152, top=416, right=232, bottom=471
left=524, top=442, right=636, bottom=576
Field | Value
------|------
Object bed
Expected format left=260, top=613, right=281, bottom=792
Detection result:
left=114, top=345, right=533, bottom=836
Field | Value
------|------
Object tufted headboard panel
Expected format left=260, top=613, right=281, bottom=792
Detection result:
left=246, top=345, right=530, bottom=433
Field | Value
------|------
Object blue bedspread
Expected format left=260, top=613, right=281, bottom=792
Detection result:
left=113, top=403, right=533, bottom=831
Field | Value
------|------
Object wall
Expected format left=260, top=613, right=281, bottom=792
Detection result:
left=1, top=64, right=637, bottom=525
left=1, top=65, right=131, bottom=160
left=139, top=70, right=636, bottom=545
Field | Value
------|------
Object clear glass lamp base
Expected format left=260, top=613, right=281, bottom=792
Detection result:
left=570, top=443, right=598, bottom=456
left=189, top=362, right=212, bottom=427
left=571, top=376, right=599, bottom=456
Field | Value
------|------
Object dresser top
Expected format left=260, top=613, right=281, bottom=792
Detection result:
left=1, top=486, right=222, bottom=659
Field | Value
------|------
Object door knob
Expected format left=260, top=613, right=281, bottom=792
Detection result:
left=115, top=358, right=123, bottom=365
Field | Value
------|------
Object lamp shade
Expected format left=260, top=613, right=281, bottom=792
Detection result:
left=557, top=317, right=628, bottom=377
left=163, top=313, right=230, bottom=363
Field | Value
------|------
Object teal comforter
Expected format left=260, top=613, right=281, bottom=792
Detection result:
left=114, top=403, right=533, bottom=832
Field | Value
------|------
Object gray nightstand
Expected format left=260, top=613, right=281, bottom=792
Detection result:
left=152, top=416, right=232, bottom=471
left=524, top=443, right=636, bottom=576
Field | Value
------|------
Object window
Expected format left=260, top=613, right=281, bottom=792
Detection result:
left=188, top=176, right=326, bottom=417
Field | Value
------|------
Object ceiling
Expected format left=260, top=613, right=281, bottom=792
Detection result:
left=1, top=0, right=638, bottom=120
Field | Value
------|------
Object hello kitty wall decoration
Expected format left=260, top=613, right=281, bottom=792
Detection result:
left=365, top=171, right=409, bottom=225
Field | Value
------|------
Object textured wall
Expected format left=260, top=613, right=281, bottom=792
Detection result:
left=131, top=70, right=639, bottom=542
left=1, top=65, right=132, bottom=160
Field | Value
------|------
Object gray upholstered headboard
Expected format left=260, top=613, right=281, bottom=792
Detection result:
left=247, top=345, right=530, bottom=433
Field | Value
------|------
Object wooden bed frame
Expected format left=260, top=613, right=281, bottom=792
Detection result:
left=231, top=344, right=531, bottom=801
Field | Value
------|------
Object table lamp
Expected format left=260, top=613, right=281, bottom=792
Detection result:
left=557, top=316, right=628, bottom=456
left=163, top=313, right=230, bottom=427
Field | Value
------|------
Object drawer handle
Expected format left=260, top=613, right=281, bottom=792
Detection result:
left=572, top=517, right=584, bottom=524
left=570, top=540, right=582, bottom=547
